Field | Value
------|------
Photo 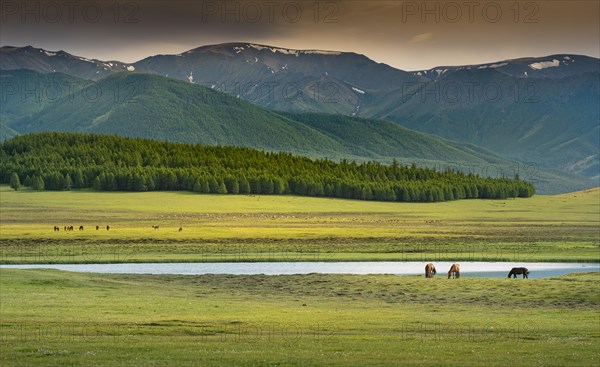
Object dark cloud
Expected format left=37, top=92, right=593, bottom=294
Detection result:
left=1, top=0, right=598, bottom=69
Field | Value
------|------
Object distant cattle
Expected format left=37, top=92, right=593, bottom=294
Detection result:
left=96, top=225, right=99, bottom=230
left=106, top=225, right=110, bottom=231
left=79, top=226, right=84, bottom=231
left=152, top=225, right=159, bottom=230
left=178, top=227, right=183, bottom=232
left=53, top=226, right=60, bottom=231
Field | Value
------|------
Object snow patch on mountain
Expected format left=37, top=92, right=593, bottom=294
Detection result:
left=187, top=70, right=194, bottom=83
left=562, top=56, right=575, bottom=65
left=529, top=59, right=560, bottom=70
left=78, top=56, right=95, bottom=64
left=478, top=62, right=508, bottom=69
left=302, top=50, right=342, bottom=56
left=44, top=51, right=56, bottom=57
left=247, top=44, right=341, bottom=57
left=127, top=65, right=135, bottom=71
left=352, top=87, right=365, bottom=94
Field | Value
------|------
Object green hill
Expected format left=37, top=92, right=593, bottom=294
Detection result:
left=5, top=72, right=345, bottom=156
left=3, top=70, right=509, bottom=164
left=283, top=112, right=506, bottom=164
left=1, top=71, right=593, bottom=194
left=367, top=69, right=600, bottom=179
left=0, top=69, right=86, bottom=130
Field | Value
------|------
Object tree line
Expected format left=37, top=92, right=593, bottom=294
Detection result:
left=1, top=133, right=535, bottom=202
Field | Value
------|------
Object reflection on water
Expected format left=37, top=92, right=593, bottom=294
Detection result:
left=1, top=262, right=598, bottom=278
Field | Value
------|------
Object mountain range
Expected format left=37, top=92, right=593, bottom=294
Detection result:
left=1, top=43, right=598, bottom=193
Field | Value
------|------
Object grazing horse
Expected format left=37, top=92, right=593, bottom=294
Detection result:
left=448, top=263, right=460, bottom=279
left=425, top=263, right=437, bottom=278
left=508, top=267, right=529, bottom=279
left=79, top=226, right=84, bottom=231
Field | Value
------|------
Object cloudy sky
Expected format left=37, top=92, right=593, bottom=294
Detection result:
left=1, top=0, right=598, bottom=70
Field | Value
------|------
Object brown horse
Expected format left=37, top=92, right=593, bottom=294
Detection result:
left=425, top=263, right=437, bottom=278
left=448, top=263, right=460, bottom=279
left=508, top=267, right=529, bottom=279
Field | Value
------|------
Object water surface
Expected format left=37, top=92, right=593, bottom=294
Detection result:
left=2, top=262, right=598, bottom=278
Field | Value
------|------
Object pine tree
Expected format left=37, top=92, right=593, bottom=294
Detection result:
left=208, top=177, right=219, bottom=193
left=92, top=176, right=101, bottom=191
left=32, top=176, right=45, bottom=190
left=9, top=172, right=20, bottom=191
left=74, top=169, right=85, bottom=188
left=64, top=173, right=73, bottom=190
left=224, top=176, right=239, bottom=194
left=217, top=181, right=227, bottom=194
left=200, top=178, right=210, bottom=193
left=239, top=177, right=251, bottom=194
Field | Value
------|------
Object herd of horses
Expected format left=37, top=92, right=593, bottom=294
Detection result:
left=54, top=225, right=110, bottom=231
left=425, top=263, right=530, bottom=279
left=53, top=225, right=182, bottom=232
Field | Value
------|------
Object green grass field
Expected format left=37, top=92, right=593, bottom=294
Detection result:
left=1, top=186, right=598, bottom=263
left=1, top=186, right=599, bottom=366
left=0, top=269, right=598, bottom=366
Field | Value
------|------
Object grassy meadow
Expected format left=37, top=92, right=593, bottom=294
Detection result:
left=0, top=269, right=598, bottom=366
left=1, top=185, right=599, bottom=366
left=0, top=185, right=598, bottom=263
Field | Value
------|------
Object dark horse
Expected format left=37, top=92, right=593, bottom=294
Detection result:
left=508, top=267, right=529, bottom=279
left=425, top=263, right=437, bottom=278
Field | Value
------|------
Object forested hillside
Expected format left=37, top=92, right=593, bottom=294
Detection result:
left=0, top=133, right=535, bottom=202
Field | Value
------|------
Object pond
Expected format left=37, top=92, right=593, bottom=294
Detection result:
left=1, top=262, right=598, bottom=278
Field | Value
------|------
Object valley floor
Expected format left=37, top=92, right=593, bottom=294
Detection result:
left=0, top=269, right=598, bottom=366
left=0, top=186, right=599, bottom=366
left=0, top=186, right=598, bottom=263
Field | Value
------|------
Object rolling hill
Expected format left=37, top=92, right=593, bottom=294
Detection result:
left=0, top=70, right=591, bottom=194
left=1, top=70, right=498, bottom=163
